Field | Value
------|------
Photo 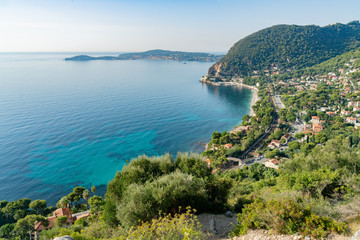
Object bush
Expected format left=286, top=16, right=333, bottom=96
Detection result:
left=118, top=207, right=206, bottom=240
left=116, top=171, right=207, bottom=229
left=231, top=198, right=348, bottom=239
left=54, top=215, right=68, bottom=226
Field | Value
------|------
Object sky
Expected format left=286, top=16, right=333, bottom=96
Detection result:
left=0, top=0, right=360, bottom=53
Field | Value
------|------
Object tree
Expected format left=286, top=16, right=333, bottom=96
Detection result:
left=54, top=215, right=68, bottom=226
left=242, top=114, right=251, bottom=124
left=0, top=223, right=14, bottom=239
left=1, top=198, right=31, bottom=221
left=175, top=153, right=211, bottom=178
left=14, top=214, right=48, bottom=240
left=0, top=200, right=8, bottom=208
left=116, top=171, right=207, bottom=229
left=288, top=141, right=300, bottom=150
left=83, top=189, right=90, bottom=209
left=295, top=132, right=305, bottom=139
left=73, top=187, right=86, bottom=199
left=91, top=186, right=96, bottom=194
left=29, top=200, right=47, bottom=215
left=56, top=196, right=69, bottom=209
left=88, top=196, right=105, bottom=215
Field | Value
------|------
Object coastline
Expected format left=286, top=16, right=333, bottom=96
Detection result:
left=200, top=79, right=259, bottom=150
left=200, top=79, right=259, bottom=116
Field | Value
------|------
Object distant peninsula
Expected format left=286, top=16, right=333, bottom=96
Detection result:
left=65, top=49, right=223, bottom=62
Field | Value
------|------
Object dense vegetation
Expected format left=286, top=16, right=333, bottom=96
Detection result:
left=208, top=21, right=360, bottom=77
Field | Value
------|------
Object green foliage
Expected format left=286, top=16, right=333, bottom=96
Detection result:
left=14, top=214, right=48, bottom=239
left=29, top=200, right=47, bottom=215
left=74, top=217, right=88, bottom=227
left=118, top=208, right=206, bottom=240
left=209, top=22, right=360, bottom=76
left=0, top=224, right=14, bottom=239
left=104, top=154, right=175, bottom=226
left=265, top=149, right=281, bottom=159
left=88, top=196, right=105, bottom=216
left=1, top=198, right=31, bottom=222
left=231, top=199, right=348, bottom=238
left=54, top=215, right=68, bottom=226
left=116, top=171, right=207, bottom=229
left=294, top=132, right=305, bottom=139
left=288, top=141, right=300, bottom=150
left=175, top=153, right=211, bottom=178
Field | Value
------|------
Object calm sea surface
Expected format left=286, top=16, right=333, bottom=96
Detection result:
left=0, top=53, right=253, bottom=205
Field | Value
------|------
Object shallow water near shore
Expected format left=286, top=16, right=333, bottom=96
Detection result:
left=0, top=53, right=253, bottom=205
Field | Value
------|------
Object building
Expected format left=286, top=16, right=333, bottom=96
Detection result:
left=311, top=116, right=320, bottom=124
left=205, top=158, right=211, bottom=168
left=230, top=125, right=251, bottom=134
left=313, top=123, right=324, bottom=133
left=271, top=140, right=281, bottom=148
left=346, top=117, right=357, bottom=124
left=34, top=208, right=90, bottom=240
left=341, top=110, right=351, bottom=116
left=281, top=134, right=291, bottom=144
left=348, top=101, right=360, bottom=108
left=353, top=107, right=360, bottom=112
left=224, top=143, right=233, bottom=149
left=264, top=159, right=281, bottom=169
left=326, top=111, right=336, bottom=116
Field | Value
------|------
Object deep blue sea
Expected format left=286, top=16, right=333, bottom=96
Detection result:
left=0, top=53, right=253, bottom=205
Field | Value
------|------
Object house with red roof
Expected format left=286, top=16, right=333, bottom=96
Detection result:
left=264, top=159, right=281, bottom=169
left=313, top=123, right=324, bottom=133
left=224, top=143, right=233, bottom=149
left=311, top=116, right=320, bottom=124
left=34, top=208, right=90, bottom=240
left=346, top=117, right=357, bottom=124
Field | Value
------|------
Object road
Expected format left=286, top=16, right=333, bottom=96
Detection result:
left=292, top=118, right=304, bottom=135
left=274, top=95, right=285, bottom=109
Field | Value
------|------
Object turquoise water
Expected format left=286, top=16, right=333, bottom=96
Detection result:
left=0, top=53, right=253, bottom=205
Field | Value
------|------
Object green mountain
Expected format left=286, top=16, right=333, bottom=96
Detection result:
left=65, top=49, right=223, bottom=62
left=208, top=21, right=360, bottom=77
left=296, top=46, right=360, bottom=76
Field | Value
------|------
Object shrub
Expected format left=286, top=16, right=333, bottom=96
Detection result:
left=116, top=171, right=207, bottom=229
left=118, top=207, right=206, bottom=240
left=231, top=198, right=348, bottom=239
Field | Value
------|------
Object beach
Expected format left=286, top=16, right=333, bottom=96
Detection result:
left=200, top=79, right=259, bottom=117
left=248, top=86, right=259, bottom=116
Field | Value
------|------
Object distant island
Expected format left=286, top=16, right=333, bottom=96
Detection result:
left=65, top=49, right=223, bottom=62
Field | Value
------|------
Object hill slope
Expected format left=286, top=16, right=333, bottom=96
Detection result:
left=208, top=21, right=360, bottom=77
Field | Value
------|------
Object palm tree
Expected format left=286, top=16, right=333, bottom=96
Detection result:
left=83, top=189, right=90, bottom=209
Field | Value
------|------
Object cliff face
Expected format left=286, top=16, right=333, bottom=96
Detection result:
left=207, top=21, right=360, bottom=77
left=208, top=62, right=223, bottom=77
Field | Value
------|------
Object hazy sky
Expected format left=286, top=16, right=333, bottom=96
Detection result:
left=1, top=0, right=360, bottom=52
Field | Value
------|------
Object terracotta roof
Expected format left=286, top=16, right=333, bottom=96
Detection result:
left=312, top=116, right=320, bottom=119
left=268, top=159, right=281, bottom=165
left=224, top=143, right=233, bottom=148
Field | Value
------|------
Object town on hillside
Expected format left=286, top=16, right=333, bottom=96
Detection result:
left=201, top=56, right=360, bottom=173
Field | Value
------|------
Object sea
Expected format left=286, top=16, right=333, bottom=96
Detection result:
left=0, top=52, right=253, bottom=205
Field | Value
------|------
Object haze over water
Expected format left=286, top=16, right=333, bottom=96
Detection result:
left=0, top=53, right=253, bottom=205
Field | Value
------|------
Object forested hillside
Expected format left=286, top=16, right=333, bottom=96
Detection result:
left=208, top=21, right=360, bottom=77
